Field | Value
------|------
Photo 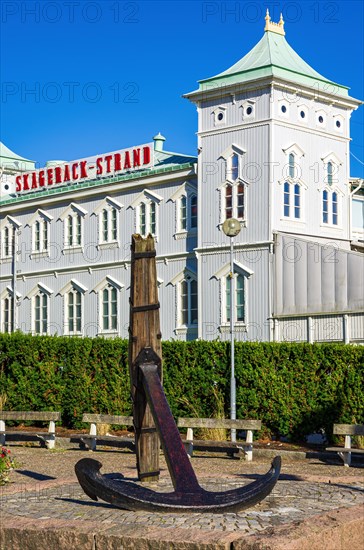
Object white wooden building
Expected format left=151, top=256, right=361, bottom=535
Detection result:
left=1, top=13, right=363, bottom=343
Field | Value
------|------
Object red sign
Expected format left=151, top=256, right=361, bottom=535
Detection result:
left=15, top=143, right=153, bottom=194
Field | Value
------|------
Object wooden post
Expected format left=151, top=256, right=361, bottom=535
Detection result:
left=128, top=234, right=162, bottom=482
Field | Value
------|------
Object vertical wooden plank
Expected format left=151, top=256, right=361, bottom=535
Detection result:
left=128, top=234, right=162, bottom=482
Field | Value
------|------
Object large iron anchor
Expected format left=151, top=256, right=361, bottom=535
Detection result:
left=76, top=362, right=281, bottom=513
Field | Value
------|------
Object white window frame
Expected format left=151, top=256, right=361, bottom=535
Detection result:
left=213, top=261, right=253, bottom=331
left=316, top=109, right=327, bottom=128
left=168, top=182, right=198, bottom=238
left=169, top=268, right=198, bottom=335
left=321, top=187, right=342, bottom=227
left=333, top=114, right=344, bottom=133
left=212, top=106, right=227, bottom=126
left=280, top=144, right=306, bottom=222
left=93, top=276, right=124, bottom=336
left=59, top=203, right=87, bottom=251
left=58, top=279, right=88, bottom=336
left=278, top=99, right=289, bottom=118
left=129, top=189, right=163, bottom=239
left=240, top=100, right=256, bottom=121
left=27, top=209, right=53, bottom=256
left=221, top=180, right=246, bottom=222
left=27, top=283, right=53, bottom=335
left=218, top=145, right=248, bottom=225
left=0, top=215, right=21, bottom=260
left=93, top=196, right=123, bottom=248
left=0, top=286, right=21, bottom=333
left=297, top=104, right=308, bottom=123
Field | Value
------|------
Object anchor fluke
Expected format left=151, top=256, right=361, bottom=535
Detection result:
left=75, top=456, right=281, bottom=513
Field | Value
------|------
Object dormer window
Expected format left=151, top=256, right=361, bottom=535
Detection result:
left=279, top=100, right=289, bottom=118
left=213, top=106, right=227, bottom=126
left=240, top=101, right=255, bottom=121
left=333, top=115, right=344, bottom=133
left=316, top=110, right=327, bottom=128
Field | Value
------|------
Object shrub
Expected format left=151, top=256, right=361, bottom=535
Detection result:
left=0, top=334, right=363, bottom=440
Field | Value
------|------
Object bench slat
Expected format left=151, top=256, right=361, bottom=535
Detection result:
left=177, top=418, right=261, bottom=430
left=0, top=411, right=60, bottom=421
left=326, top=446, right=364, bottom=453
left=333, top=424, right=364, bottom=436
left=82, top=414, right=133, bottom=425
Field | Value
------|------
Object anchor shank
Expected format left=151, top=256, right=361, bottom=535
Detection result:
left=141, top=363, right=201, bottom=494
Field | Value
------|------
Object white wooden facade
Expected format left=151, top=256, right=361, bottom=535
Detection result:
left=1, top=14, right=363, bottom=343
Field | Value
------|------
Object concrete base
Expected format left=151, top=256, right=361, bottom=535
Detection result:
left=1, top=504, right=363, bottom=549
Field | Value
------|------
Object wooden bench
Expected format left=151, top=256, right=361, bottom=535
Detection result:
left=177, top=418, right=261, bottom=461
left=326, top=424, right=364, bottom=467
left=0, top=411, right=61, bottom=449
left=73, top=413, right=135, bottom=451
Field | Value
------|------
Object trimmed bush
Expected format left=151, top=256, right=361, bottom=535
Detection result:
left=0, top=333, right=363, bottom=439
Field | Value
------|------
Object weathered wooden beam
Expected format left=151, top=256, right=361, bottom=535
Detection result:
left=177, top=418, right=262, bottom=430
left=128, top=234, right=162, bottom=482
left=333, top=424, right=364, bottom=436
left=0, top=411, right=60, bottom=421
left=82, top=414, right=133, bottom=425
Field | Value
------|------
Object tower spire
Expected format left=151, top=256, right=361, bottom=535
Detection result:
left=264, top=8, right=285, bottom=36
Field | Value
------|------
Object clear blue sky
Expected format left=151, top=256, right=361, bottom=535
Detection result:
left=1, top=0, right=363, bottom=176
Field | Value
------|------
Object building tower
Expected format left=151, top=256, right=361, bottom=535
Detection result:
left=185, top=11, right=363, bottom=343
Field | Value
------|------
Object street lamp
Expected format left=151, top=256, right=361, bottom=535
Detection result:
left=222, top=218, right=241, bottom=443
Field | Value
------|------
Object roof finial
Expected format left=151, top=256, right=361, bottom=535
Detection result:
left=264, top=9, right=285, bottom=36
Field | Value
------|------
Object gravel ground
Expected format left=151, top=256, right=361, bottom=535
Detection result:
left=3, top=443, right=363, bottom=489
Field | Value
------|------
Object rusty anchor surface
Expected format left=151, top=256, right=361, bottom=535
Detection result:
left=75, top=360, right=281, bottom=513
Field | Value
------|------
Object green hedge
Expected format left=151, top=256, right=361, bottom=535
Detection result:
left=0, top=333, right=363, bottom=439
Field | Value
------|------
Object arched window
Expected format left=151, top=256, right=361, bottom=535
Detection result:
left=102, top=285, right=118, bottom=331
left=225, top=184, right=233, bottom=219
left=180, top=195, right=187, bottom=231
left=180, top=276, right=198, bottom=326
left=100, top=207, right=118, bottom=242
left=323, top=190, right=339, bottom=226
left=332, top=192, right=338, bottom=225
left=190, top=195, right=197, bottom=228
left=68, top=289, right=82, bottom=334
left=231, top=153, right=239, bottom=181
left=34, top=292, right=48, bottom=334
left=289, top=153, right=295, bottom=179
left=3, top=296, right=13, bottom=333
left=323, top=190, right=329, bottom=224
left=327, top=161, right=333, bottom=186
left=226, top=273, right=245, bottom=323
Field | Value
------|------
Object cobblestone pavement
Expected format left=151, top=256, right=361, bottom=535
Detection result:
left=1, top=445, right=363, bottom=549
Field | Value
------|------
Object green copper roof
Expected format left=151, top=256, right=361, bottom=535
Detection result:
left=0, top=149, right=196, bottom=206
left=194, top=31, right=349, bottom=96
left=0, top=142, right=34, bottom=163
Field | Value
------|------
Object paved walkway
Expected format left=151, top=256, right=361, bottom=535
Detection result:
left=1, top=444, right=363, bottom=549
